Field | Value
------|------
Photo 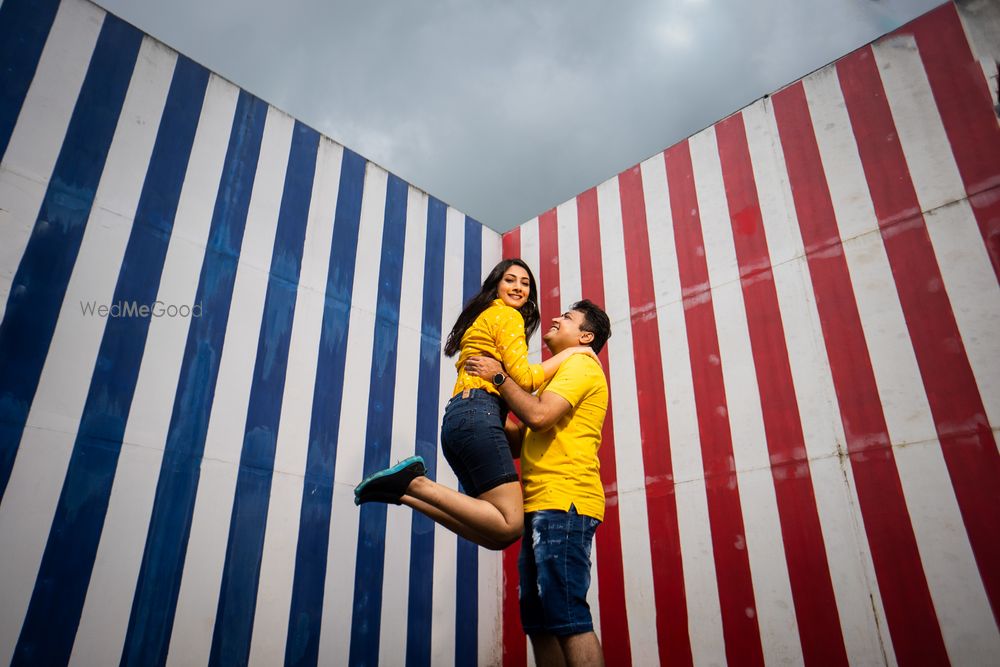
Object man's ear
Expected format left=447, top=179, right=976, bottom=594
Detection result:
left=579, top=330, right=595, bottom=346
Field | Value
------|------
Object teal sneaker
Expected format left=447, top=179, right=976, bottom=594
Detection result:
left=353, top=455, right=426, bottom=506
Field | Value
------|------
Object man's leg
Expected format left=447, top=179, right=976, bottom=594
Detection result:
left=558, top=632, right=604, bottom=667
left=527, top=507, right=603, bottom=666
left=529, top=633, right=566, bottom=667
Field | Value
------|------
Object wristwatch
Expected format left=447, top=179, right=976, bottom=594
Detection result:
left=492, top=372, right=507, bottom=387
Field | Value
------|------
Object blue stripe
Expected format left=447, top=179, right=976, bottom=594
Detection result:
left=208, top=121, right=319, bottom=666
left=463, top=217, right=483, bottom=302
left=120, top=91, right=269, bottom=667
left=284, top=147, right=368, bottom=667
left=0, top=14, right=140, bottom=500
left=456, top=216, right=482, bottom=667
left=348, top=173, right=409, bottom=667
left=404, top=196, right=447, bottom=667
left=10, top=55, right=209, bottom=667
left=0, top=0, right=61, bottom=161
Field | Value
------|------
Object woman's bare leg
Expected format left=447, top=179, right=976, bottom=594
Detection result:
left=401, top=496, right=507, bottom=550
left=400, top=477, right=523, bottom=550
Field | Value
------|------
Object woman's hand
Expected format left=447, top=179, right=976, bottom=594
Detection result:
left=569, top=345, right=602, bottom=367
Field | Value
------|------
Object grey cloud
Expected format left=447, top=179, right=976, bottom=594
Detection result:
left=97, top=0, right=941, bottom=232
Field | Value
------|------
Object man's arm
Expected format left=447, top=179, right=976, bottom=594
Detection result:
left=465, top=356, right=572, bottom=431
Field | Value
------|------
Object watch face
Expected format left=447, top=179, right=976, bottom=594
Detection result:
left=493, top=372, right=505, bottom=386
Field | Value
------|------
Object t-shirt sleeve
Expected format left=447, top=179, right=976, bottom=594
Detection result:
left=494, top=307, right=545, bottom=391
left=542, top=354, right=600, bottom=407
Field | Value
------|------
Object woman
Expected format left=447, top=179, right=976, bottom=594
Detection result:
left=354, top=258, right=597, bottom=549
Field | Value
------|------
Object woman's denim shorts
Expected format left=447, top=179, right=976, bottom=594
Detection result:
left=441, top=389, right=518, bottom=497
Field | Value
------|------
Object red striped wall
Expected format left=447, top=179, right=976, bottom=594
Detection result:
left=502, top=3, right=1000, bottom=664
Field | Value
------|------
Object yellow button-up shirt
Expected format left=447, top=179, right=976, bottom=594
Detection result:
left=452, top=299, right=545, bottom=397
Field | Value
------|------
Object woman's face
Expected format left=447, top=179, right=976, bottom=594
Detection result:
left=497, top=264, right=531, bottom=309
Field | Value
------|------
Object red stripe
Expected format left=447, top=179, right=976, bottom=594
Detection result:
left=537, top=210, right=560, bottom=361
left=617, top=166, right=693, bottom=665
left=501, top=228, right=526, bottom=667
left=904, top=4, right=1000, bottom=281
left=577, top=187, right=633, bottom=665
left=715, top=114, right=849, bottom=666
left=771, top=81, right=949, bottom=665
left=838, top=46, right=1000, bottom=623
left=502, top=228, right=521, bottom=261
left=664, top=141, right=765, bottom=667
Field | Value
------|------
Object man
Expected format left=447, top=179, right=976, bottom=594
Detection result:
left=465, top=299, right=611, bottom=667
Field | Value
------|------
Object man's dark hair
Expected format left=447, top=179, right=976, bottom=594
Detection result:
left=571, top=299, right=611, bottom=354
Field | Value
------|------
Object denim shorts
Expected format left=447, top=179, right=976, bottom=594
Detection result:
left=440, top=389, right=518, bottom=497
left=519, top=504, right=601, bottom=636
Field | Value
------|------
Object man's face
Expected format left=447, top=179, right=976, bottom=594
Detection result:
left=542, top=309, right=594, bottom=353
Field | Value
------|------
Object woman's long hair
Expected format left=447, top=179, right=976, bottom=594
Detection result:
left=443, top=258, right=540, bottom=357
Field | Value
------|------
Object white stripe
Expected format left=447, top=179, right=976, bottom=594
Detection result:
left=595, top=175, right=658, bottom=665
left=482, top=227, right=502, bottom=280
left=555, top=198, right=582, bottom=308
left=0, top=0, right=104, bottom=321
left=640, top=150, right=726, bottom=667
left=806, top=67, right=997, bottom=665
left=478, top=224, right=504, bottom=666
left=690, top=127, right=804, bottom=665
left=70, top=73, right=240, bottom=667
left=166, top=105, right=294, bottom=667
left=316, top=161, right=388, bottom=665
left=518, top=217, right=542, bottom=364
left=476, top=544, right=502, bottom=665
left=774, top=256, right=892, bottom=667
left=378, top=186, right=428, bottom=665
left=745, top=98, right=887, bottom=665
left=430, top=206, right=464, bottom=663
left=875, top=35, right=1000, bottom=439
left=0, top=37, right=174, bottom=665
left=553, top=197, right=603, bottom=640
left=894, top=439, right=1000, bottom=661
left=806, top=72, right=921, bottom=666
left=923, top=202, right=1000, bottom=426
left=246, top=137, right=343, bottom=667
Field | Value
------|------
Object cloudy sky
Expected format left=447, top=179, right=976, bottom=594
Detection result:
left=96, top=0, right=941, bottom=233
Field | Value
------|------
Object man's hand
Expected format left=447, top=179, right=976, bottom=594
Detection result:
left=466, top=356, right=571, bottom=432
left=466, top=355, right=503, bottom=380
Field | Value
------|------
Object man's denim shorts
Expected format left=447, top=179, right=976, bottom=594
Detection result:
left=440, top=389, right=518, bottom=497
left=519, top=504, right=601, bottom=636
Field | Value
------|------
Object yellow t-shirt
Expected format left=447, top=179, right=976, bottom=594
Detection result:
left=452, top=299, right=545, bottom=398
left=521, top=354, right=609, bottom=521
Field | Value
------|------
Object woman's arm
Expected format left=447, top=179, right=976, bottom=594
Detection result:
left=494, top=310, right=546, bottom=391
left=539, top=345, right=601, bottom=380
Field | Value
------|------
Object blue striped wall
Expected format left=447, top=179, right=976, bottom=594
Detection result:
left=0, top=0, right=503, bottom=663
